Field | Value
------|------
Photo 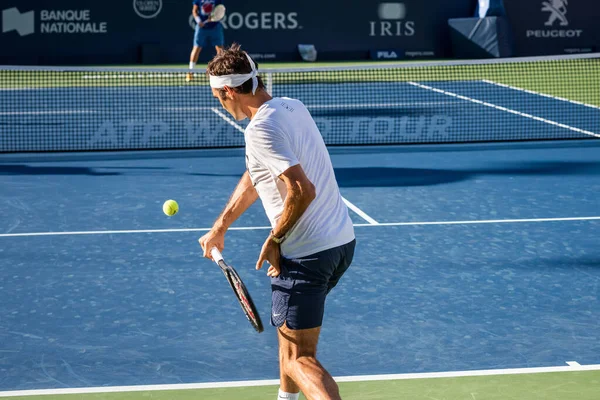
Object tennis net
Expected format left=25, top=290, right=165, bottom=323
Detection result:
left=1, top=53, right=599, bottom=153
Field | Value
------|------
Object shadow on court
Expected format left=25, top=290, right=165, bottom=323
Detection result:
left=0, top=164, right=121, bottom=176
left=6, top=160, right=598, bottom=183
left=333, top=161, right=600, bottom=187
left=188, top=161, right=600, bottom=186
left=540, top=256, right=600, bottom=269
left=308, top=107, right=443, bottom=118
left=0, top=165, right=169, bottom=176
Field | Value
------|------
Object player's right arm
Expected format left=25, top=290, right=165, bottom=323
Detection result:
left=192, top=4, right=204, bottom=27
left=199, top=171, right=258, bottom=258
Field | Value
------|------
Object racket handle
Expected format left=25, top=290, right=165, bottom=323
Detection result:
left=211, top=247, right=224, bottom=263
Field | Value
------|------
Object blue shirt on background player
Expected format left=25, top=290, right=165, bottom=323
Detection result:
left=186, top=0, right=225, bottom=82
left=194, top=0, right=223, bottom=30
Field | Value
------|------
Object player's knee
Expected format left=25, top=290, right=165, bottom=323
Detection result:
left=284, top=355, right=317, bottom=376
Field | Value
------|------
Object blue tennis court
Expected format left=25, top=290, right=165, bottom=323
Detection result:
left=1, top=56, right=600, bottom=397
left=1, top=138, right=600, bottom=391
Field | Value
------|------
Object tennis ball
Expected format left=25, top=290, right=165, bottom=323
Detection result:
left=162, top=199, right=179, bottom=216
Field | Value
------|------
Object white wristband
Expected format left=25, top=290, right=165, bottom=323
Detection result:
left=194, top=16, right=201, bottom=24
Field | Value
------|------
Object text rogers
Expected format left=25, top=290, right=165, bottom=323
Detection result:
left=221, top=12, right=300, bottom=30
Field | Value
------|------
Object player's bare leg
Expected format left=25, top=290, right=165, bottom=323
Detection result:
left=215, top=45, right=224, bottom=55
left=187, top=46, right=202, bottom=82
left=278, top=333, right=301, bottom=397
left=277, top=322, right=341, bottom=400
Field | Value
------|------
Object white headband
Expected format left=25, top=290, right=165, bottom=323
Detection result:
left=209, top=52, right=258, bottom=95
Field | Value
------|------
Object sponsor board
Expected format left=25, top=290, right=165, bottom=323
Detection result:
left=2, top=7, right=107, bottom=36
left=133, top=0, right=162, bottom=19
left=370, top=49, right=403, bottom=59
left=525, top=0, right=583, bottom=39
left=190, top=11, right=301, bottom=30
left=369, top=2, right=415, bottom=37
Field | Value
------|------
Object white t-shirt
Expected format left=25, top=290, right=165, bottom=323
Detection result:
left=244, top=97, right=355, bottom=259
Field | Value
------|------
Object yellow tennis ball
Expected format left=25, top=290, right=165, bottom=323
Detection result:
left=162, top=199, right=179, bottom=216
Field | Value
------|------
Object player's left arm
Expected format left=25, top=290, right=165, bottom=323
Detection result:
left=256, top=164, right=316, bottom=276
left=252, top=123, right=316, bottom=276
left=272, top=165, right=316, bottom=241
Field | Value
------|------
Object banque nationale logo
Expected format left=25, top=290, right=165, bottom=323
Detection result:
left=527, top=0, right=582, bottom=38
left=2, top=7, right=108, bottom=36
left=2, top=7, right=34, bottom=36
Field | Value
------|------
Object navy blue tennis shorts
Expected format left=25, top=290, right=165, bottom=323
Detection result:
left=193, top=23, right=224, bottom=48
left=270, top=239, right=356, bottom=330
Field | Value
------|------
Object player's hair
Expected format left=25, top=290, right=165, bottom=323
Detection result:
left=206, top=43, right=265, bottom=97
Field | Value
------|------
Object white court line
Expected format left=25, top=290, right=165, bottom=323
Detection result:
left=0, top=110, right=96, bottom=116
left=153, top=102, right=459, bottom=113
left=482, top=79, right=600, bottom=111
left=210, top=107, right=245, bottom=133
left=0, top=363, right=598, bottom=397
left=407, top=81, right=600, bottom=138
left=158, top=106, right=214, bottom=111
left=566, top=361, right=582, bottom=367
left=4, top=102, right=457, bottom=115
left=342, top=197, right=379, bottom=225
left=305, top=101, right=458, bottom=109
left=352, top=215, right=600, bottom=228
left=1, top=216, right=599, bottom=238
left=0, top=226, right=269, bottom=238
left=82, top=74, right=187, bottom=80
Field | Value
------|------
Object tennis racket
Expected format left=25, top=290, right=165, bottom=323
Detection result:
left=210, top=247, right=264, bottom=333
left=209, top=5, right=226, bottom=22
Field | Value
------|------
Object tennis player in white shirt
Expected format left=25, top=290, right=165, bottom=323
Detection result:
left=199, top=43, right=356, bottom=400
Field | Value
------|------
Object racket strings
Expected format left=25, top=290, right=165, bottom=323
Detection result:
left=233, top=278, right=257, bottom=321
left=219, top=260, right=263, bottom=333
left=211, top=5, right=225, bottom=21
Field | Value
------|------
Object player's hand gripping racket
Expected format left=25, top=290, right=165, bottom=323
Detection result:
left=209, top=5, right=226, bottom=22
left=210, top=247, right=264, bottom=333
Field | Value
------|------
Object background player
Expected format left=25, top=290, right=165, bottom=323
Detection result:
left=186, top=0, right=225, bottom=82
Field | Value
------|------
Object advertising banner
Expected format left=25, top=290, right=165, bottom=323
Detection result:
left=1, top=0, right=595, bottom=65
left=0, top=0, right=474, bottom=65
left=504, top=0, right=598, bottom=56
